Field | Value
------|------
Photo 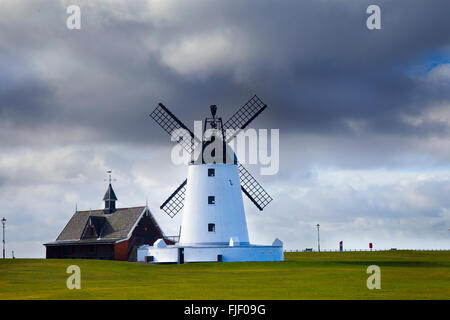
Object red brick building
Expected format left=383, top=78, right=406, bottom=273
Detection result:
left=44, top=183, right=173, bottom=261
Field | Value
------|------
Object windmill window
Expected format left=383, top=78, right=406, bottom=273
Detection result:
left=208, top=223, right=215, bottom=232
left=208, top=168, right=215, bottom=177
left=208, top=196, right=215, bottom=205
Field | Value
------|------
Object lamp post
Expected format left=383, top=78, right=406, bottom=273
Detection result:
left=2, top=217, right=6, bottom=259
left=316, top=224, right=320, bottom=252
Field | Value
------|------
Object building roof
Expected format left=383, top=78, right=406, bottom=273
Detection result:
left=103, top=184, right=118, bottom=201
left=45, top=206, right=161, bottom=245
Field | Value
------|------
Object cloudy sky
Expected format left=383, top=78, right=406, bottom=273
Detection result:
left=1, top=0, right=449, bottom=258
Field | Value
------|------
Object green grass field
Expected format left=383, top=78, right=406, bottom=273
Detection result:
left=0, top=251, right=449, bottom=299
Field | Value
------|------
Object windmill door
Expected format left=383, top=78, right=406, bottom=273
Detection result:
left=178, top=248, right=184, bottom=264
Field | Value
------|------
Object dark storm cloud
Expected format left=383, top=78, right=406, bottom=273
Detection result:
left=1, top=0, right=449, bottom=150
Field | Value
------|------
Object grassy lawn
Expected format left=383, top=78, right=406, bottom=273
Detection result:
left=0, top=251, right=448, bottom=299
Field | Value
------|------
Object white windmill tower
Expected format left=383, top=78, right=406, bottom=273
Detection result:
left=138, top=95, right=283, bottom=263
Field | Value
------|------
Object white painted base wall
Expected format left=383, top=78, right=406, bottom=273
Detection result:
left=138, top=245, right=179, bottom=263
left=137, top=244, right=284, bottom=263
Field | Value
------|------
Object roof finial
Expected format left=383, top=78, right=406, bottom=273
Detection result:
left=103, top=171, right=118, bottom=214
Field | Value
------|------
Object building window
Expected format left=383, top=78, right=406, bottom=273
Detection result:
left=208, top=223, right=215, bottom=232
left=208, top=168, right=215, bottom=177
left=208, top=196, right=215, bottom=205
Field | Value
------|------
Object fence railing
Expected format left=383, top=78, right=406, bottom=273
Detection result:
left=284, top=248, right=450, bottom=252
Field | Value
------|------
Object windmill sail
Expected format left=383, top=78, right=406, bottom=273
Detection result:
left=150, top=103, right=200, bottom=154
left=238, top=164, right=273, bottom=211
left=160, top=179, right=187, bottom=218
left=223, top=95, right=267, bottom=142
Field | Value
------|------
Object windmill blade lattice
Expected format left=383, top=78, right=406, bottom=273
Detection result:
left=160, top=179, right=187, bottom=218
left=238, top=164, right=273, bottom=211
left=223, top=95, right=267, bottom=142
left=150, top=103, right=199, bottom=154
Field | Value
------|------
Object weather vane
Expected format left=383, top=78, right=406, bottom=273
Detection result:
left=105, top=170, right=117, bottom=185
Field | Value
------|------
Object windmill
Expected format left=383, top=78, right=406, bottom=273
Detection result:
left=150, top=95, right=272, bottom=217
left=143, top=95, right=283, bottom=262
